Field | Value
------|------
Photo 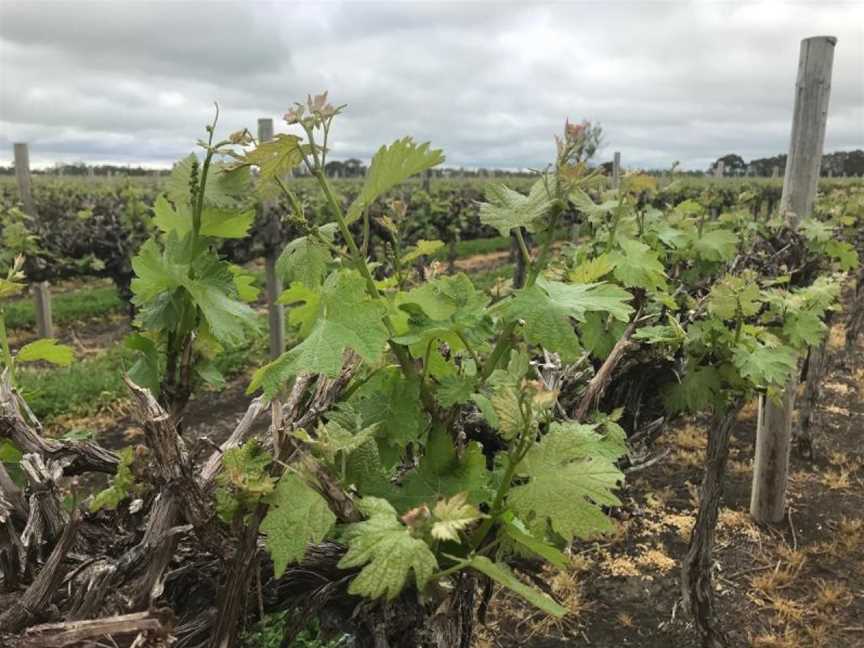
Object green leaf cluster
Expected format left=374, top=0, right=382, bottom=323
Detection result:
left=215, top=440, right=275, bottom=523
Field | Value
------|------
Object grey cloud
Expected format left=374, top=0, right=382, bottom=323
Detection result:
left=1, top=0, right=862, bottom=170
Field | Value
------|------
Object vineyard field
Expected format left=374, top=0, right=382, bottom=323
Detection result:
left=1, top=41, right=864, bottom=648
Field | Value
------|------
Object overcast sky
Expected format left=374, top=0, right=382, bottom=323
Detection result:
left=1, top=1, right=862, bottom=171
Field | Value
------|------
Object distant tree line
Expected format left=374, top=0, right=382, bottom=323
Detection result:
left=0, top=162, right=170, bottom=177
left=708, top=150, right=864, bottom=177
left=3, top=148, right=861, bottom=179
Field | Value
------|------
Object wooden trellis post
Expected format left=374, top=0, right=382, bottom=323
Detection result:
left=750, top=35, right=836, bottom=525
left=13, top=143, right=53, bottom=339
left=258, top=118, right=285, bottom=359
left=612, top=151, right=621, bottom=191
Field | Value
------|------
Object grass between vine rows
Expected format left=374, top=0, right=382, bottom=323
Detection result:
left=6, top=241, right=514, bottom=427
left=4, top=282, right=124, bottom=329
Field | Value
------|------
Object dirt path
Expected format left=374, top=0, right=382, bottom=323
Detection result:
left=480, top=319, right=864, bottom=648
left=454, top=249, right=512, bottom=273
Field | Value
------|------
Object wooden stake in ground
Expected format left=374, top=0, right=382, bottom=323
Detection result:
left=258, top=118, right=286, bottom=359
left=612, top=151, right=621, bottom=191
left=13, top=143, right=53, bottom=339
left=751, top=35, right=836, bottom=525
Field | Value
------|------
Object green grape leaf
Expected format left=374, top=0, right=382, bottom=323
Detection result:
left=434, top=374, right=478, bottom=408
left=90, top=447, right=136, bottom=512
left=400, top=273, right=490, bottom=322
left=350, top=367, right=427, bottom=450
left=568, top=254, right=614, bottom=283
left=195, top=361, right=225, bottom=388
left=391, top=427, right=489, bottom=513
left=569, top=189, right=619, bottom=225
left=276, top=223, right=338, bottom=289
left=794, top=275, right=842, bottom=314
left=124, top=333, right=162, bottom=395
left=539, top=278, right=634, bottom=323
left=653, top=222, right=690, bottom=249
left=229, top=266, right=260, bottom=302
left=344, top=438, right=393, bottom=497
left=498, top=285, right=581, bottom=361
left=130, top=239, right=185, bottom=303
left=240, top=134, right=305, bottom=197
left=278, top=282, right=320, bottom=337
left=164, top=154, right=200, bottom=207
left=708, top=275, right=761, bottom=320
left=249, top=270, right=388, bottom=397
left=166, top=155, right=251, bottom=209
left=306, top=417, right=378, bottom=466
left=580, top=312, right=627, bottom=360
left=507, top=422, right=625, bottom=542
left=824, top=240, right=859, bottom=272
left=152, top=196, right=254, bottom=240
left=261, top=473, right=336, bottom=578
left=783, top=310, right=825, bottom=348
left=692, top=228, right=738, bottom=262
left=662, top=365, right=723, bottom=414
left=632, top=321, right=685, bottom=346
left=199, top=207, right=255, bottom=239
left=132, top=235, right=252, bottom=338
left=499, top=514, right=569, bottom=568
left=471, top=393, right=498, bottom=428
left=16, top=339, right=73, bottom=367
left=489, top=383, right=524, bottom=440
left=0, top=277, right=25, bottom=300
left=466, top=556, right=567, bottom=617
left=395, top=273, right=492, bottom=353
left=800, top=218, right=833, bottom=243
left=215, top=440, right=275, bottom=523
left=499, top=279, right=632, bottom=361
left=609, top=239, right=667, bottom=291
left=430, top=492, right=482, bottom=542
left=733, top=343, right=797, bottom=388
left=346, top=138, right=445, bottom=224
left=338, top=497, right=438, bottom=600
left=401, top=239, right=444, bottom=264
left=673, top=199, right=706, bottom=217
left=203, top=164, right=253, bottom=209
left=0, top=440, right=22, bottom=463
left=186, top=254, right=260, bottom=345
left=479, top=178, right=554, bottom=235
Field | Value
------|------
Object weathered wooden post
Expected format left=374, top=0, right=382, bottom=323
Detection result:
left=14, top=144, right=36, bottom=216
left=751, top=36, right=836, bottom=524
left=772, top=165, right=780, bottom=179
left=258, top=118, right=285, bottom=359
left=13, top=143, right=53, bottom=339
left=422, top=169, right=432, bottom=192
left=612, top=151, right=621, bottom=191
left=713, top=161, right=725, bottom=178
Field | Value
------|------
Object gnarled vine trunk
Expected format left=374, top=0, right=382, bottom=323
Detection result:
left=680, top=403, right=741, bottom=648
left=795, top=311, right=835, bottom=460
left=844, top=268, right=864, bottom=361
left=0, top=362, right=369, bottom=647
